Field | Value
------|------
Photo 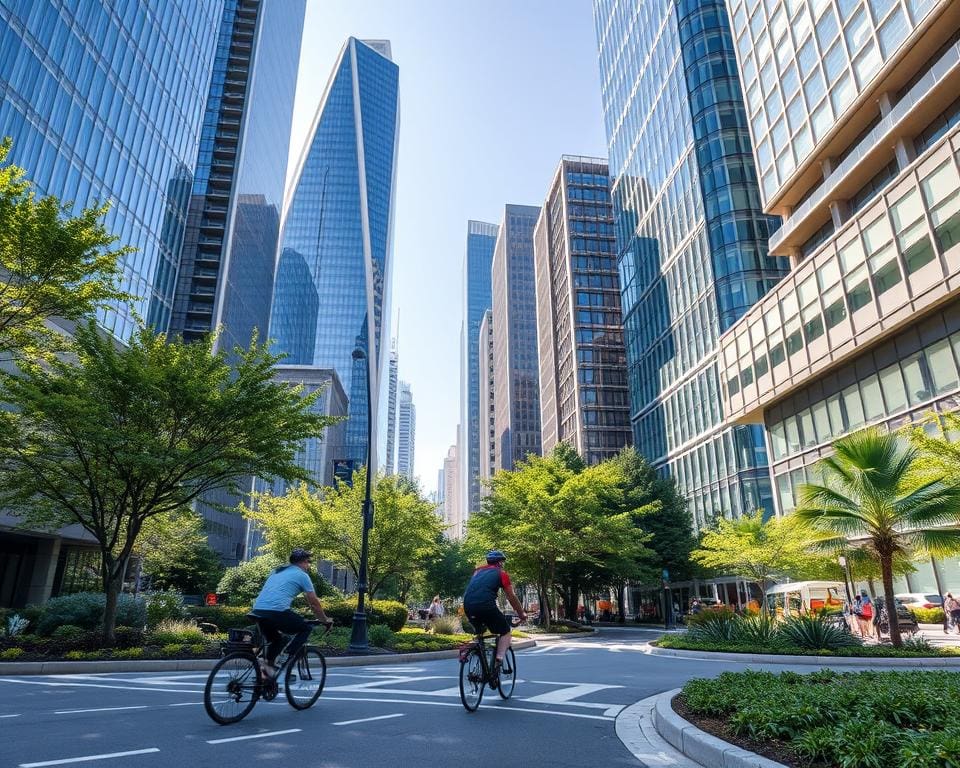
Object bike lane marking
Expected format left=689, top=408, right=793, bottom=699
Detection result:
left=55, top=705, right=149, bottom=715
left=333, top=713, right=404, bottom=726
left=322, top=695, right=613, bottom=720
left=19, top=748, right=160, bottom=767
left=206, top=728, right=301, bottom=744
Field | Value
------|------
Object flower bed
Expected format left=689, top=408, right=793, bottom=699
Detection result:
left=678, top=670, right=960, bottom=767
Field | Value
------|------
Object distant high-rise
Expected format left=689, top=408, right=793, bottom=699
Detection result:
left=270, top=38, right=400, bottom=475
left=492, top=204, right=542, bottom=472
left=535, top=156, right=631, bottom=463
left=478, top=309, right=495, bottom=492
left=170, top=0, right=306, bottom=355
left=459, top=221, right=499, bottom=531
left=0, top=0, right=223, bottom=341
left=385, top=343, right=399, bottom=475
left=593, top=0, right=790, bottom=528
left=397, top=381, right=416, bottom=480
left=442, top=443, right=460, bottom=537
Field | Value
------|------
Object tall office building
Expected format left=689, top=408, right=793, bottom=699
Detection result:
left=478, top=309, right=496, bottom=492
left=443, top=443, right=461, bottom=536
left=0, top=1, right=223, bottom=607
left=492, top=204, right=543, bottom=472
left=534, top=156, right=631, bottom=463
left=593, top=0, right=791, bottom=528
left=718, top=1, right=960, bottom=592
left=385, top=343, right=399, bottom=475
left=270, top=38, right=400, bottom=475
left=459, top=221, right=499, bottom=522
left=0, top=0, right=222, bottom=342
left=170, top=0, right=306, bottom=354
left=397, top=381, right=416, bottom=480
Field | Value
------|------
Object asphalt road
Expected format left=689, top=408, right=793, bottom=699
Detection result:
left=0, top=627, right=828, bottom=768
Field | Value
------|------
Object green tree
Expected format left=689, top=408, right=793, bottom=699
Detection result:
left=0, top=322, right=337, bottom=642
left=137, top=510, right=225, bottom=594
left=795, top=428, right=960, bottom=646
left=217, top=554, right=284, bottom=604
left=0, top=138, right=129, bottom=360
left=415, top=534, right=475, bottom=603
left=246, top=470, right=443, bottom=599
left=691, top=509, right=831, bottom=613
left=469, top=444, right=651, bottom=629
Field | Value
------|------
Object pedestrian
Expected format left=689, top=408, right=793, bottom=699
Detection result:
left=427, top=595, right=444, bottom=627
left=946, top=593, right=960, bottom=635
left=855, top=590, right=874, bottom=639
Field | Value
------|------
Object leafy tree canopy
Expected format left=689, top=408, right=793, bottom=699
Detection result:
left=137, top=509, right=225, bottom=595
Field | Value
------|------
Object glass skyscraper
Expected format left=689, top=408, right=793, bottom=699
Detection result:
left=535, top=156, right=631, bottom=465
left=459, top=220, right=498, bottom=520
left=593, top=0, right=791, bottom=528
left=385, top=343, right=399, bottom=475
left=0, top=0, right=223, bottom=342
left=170, top=0, right=306, bottom=355
left=397, top=381, right=416, bottom=480
left=492, top=204, right=543, bottom=472
left=270, top=38, right=400, bottom=473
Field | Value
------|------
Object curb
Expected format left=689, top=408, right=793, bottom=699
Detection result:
left=652, top=689, right=786, bottom=768
left=615, top=691, right=701, bottom=767
left=646, top=644, right=960, bottom=667
left=0, top=638, right=537, bottom=676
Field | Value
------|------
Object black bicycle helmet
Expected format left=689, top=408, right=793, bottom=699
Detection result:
left=486, top=550, right=506, bottom=564
left=289, top=547, right=313, bottom=564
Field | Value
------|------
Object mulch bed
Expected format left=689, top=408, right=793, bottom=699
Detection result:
left=671, top=693, right=820, bottom=768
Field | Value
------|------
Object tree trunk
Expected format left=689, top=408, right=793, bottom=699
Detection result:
left=616, top=582, right=626, bottom=623
left=537, top=579, right=550, bottom=630
left=758, top=579, right=768, bottom=617
left=101, top=557, right=126, bottom=646
left=880, top=555, right=901, bottom=647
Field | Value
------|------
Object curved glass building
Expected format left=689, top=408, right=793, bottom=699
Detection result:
left=270, top=38, right=400, bottom=472
left=0, top=0, right=223, bottom=342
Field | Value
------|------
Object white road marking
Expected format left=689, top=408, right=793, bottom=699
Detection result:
left=333, top=713, right=405, bottom=726
left=0, top=679, right=196, bottom=695
left=206, top=728, right=302, bottom=745
left=55, top=705, right=150, bottom=715
left=523, top=682, right=626, bottom=715
left=323, top=695, right=613, bottom=720
left=1, top=713, right=22, bottom=718
left=19, top=748, right=160, bottom=767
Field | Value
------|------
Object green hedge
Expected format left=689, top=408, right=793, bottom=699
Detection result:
left=34, top=593, right=146, bottom=635
left=682, top=670, right=960, bottom=768
left=910, top=607, right=946, bottom=624
left=657, top=635, right=960, bottom=657
left=187, top=599, right=407, bottom=632
left=186, top=605, right=254, bottom=631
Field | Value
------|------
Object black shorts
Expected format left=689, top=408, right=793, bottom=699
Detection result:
left=464, top=604, right=510, bottom=636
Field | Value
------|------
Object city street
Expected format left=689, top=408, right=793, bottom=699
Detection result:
left=0, top=627, right=771, bottom=768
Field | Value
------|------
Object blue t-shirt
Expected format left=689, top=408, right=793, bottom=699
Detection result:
left=253, top=565, right=315, bottom=611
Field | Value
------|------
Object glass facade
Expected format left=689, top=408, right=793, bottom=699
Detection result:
left=270, top=38, right=399, bottom=471
left=535, top=157, right=631, bottom=465
left=594, top=0, right=790, bottom=527
left=478, top=309, right=495, bottom=490
left=727, top=0, right=942, bottom=203
left=170, top=0, right=305, bottom=355
left=459, top=220, right=498, bottom=519
left=492, top=204, right=542, bottom=472
left=385, top=345, right=398, bottom=475
left=0, top=0, right=223, bottom=341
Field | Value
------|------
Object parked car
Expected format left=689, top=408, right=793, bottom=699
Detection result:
left=894, top=593, right=943, bottom=610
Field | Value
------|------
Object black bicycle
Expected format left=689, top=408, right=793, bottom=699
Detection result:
left=458, top=620, right=520, bottom=712
left=203, top=614, right=332, bottom=725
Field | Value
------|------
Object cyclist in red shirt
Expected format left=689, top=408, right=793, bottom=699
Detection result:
left=462, top=550, right=526, bottom=685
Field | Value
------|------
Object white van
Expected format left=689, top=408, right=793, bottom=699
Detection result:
left=765, top=581, right=846, bottom=618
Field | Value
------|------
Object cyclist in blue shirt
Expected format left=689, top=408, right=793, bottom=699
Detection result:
left=462, top=550, right=526, bottom=685
left=252, top=548, right=332, bottom=678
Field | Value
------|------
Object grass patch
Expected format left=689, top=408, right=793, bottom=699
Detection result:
left=681, top=670, right=960, bottom=767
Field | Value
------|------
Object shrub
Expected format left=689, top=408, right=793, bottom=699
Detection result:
left=188, top=643, right=207, bottom=655
left=901, top=635, right=935, bottom=653
left=50, top=625, right=86, bottom=640
left=35, top=593, right=146, bottom=635
left=186, top=605, right=253, bottom=632
left=368, top=624, right=395, bottom=648
left=685, top=606, right=736, bottom=626
left=161, top=643, right=186, bottom=656
left=112, top=647, right=144, bottom=659
left=735, top=615, right=782, bottom=647
left=6, top=613, right=29, bottom=636
left=322, top=599, right=408, bottom=631
left=147, top=619, right=206, bottom=646
left=145, top=591, right=187, bottom=628
left=430, top=615, right=463, bottom=635
left=910, top=607, right=946, bottom=624
left=216, top=555, right=282, bottom=604
left=64, top=650, right=101, bottom=660
left=777, top=615, right=862, bottom=651
left=0, top=648, right=24, bottom=660
left=688, top=613, right=739, bottom=643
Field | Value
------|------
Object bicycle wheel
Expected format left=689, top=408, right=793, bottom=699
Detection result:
left=204, top=651, right=260, bottom=725
left=459, top=647, right=485, bottom=711
left=285, top=646, right=327, bottom=710
left=497, top=647, right=517, bottom=700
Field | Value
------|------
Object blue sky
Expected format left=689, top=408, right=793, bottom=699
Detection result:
left=289, top=0, right=608, bottom=492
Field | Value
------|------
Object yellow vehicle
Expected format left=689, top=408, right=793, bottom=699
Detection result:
left=765, top=581, right=846, bottom=618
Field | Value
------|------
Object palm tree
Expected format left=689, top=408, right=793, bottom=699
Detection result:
left=795, top=428, right=960, bottom=646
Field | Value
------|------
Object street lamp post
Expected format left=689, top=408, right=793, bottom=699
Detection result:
left=349, top=346, right=374, bottom=653
left=839, top=555, right=854, bottom=606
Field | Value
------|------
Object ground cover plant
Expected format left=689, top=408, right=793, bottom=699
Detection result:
left=679, top=670, right=960, bottom=767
